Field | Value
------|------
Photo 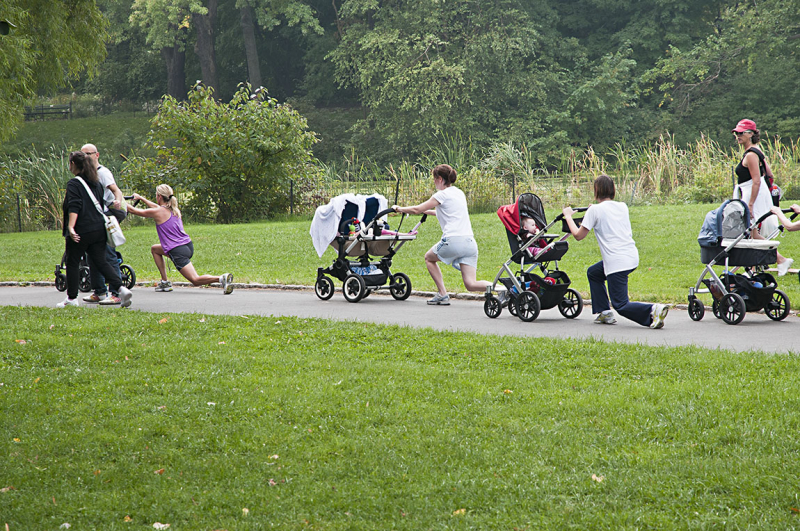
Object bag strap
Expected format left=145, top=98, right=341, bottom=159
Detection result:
left=76, top=177, right=107, bottom=218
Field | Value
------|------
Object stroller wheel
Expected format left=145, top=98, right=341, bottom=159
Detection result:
left=766, top=289, right=790, bottom=321
left=688, top=297, right=705, bottom=321
left=342, top=274, right=366, bottom=303
left=720, top=293, right=746, bottom=325
left=711, top=298, right=722, bottom=319
left=484, top=296, right=502, bottom=318
left=314, top=275, right=335, bottom=301
left=79, top=266, right=92, bottom=293
left=558, top=288, right=583, bottom=319
left=120, top=264, right=136, bottom=289
left=55, top=272, right=67, bottom=292
left=507, top=295, right=518, bottom=316
left=389, top=273, right=412, bottom=301
left=516, top=291, right=541, bottom=322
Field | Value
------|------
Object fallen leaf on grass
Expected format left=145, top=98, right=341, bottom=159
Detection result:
left=15, top=339, right=26, bottom=344
left=198, top=318, right=206, bottom=323
left=154, top=468, right=165, bottom=475
left=453, top=508, right=466, bottom=516
left=591, top=474, right=605, bottom=483
left=0, top=486, right=15, bottom=493
left=218, top=341, right=226, bottom=345
left=12, top=438, right=20, bottom=443
left=158, top=317, right=169, bottom=324
left=791, top=507, right=800, bottom=514
left=503, top=389, right=513, bottom=394
left=93, top=470, right=101, bottom=476
left=268, top=479, right=277, bottom=486
left=152, top=523, right=171, bottom=530
left=49, top=324, right=55, bottom=330
left=124, top=515, right=132, bottom=522
left=60, top=524, right=71, bottom=529
left=269, top=455, right=279, bottom=460
left=242, top=508, right=250, bottom=516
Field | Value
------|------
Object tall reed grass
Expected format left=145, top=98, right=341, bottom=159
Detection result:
left=4, top=135, right=800, bottom=231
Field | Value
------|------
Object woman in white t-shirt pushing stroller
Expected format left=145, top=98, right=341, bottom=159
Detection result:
left=393, top=164, right=497, bottom=305
left=562, top=174, right=669, bottom=329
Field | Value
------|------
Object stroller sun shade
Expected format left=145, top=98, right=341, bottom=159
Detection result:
left=497, top=193, right=547, bottom=234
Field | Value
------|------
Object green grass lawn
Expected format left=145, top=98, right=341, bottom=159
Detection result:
left=2, top=307, right=800, bottom=529
left=2, top=203, right=800, bottom=306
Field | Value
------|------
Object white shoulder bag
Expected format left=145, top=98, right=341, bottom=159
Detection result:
left=76, top=177, right=126, bottom=248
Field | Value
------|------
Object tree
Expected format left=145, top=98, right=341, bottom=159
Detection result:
left=644, top=0, right=800, bottom=142
left=0, top=0, right=108, bottom=142
left=128, top=83, right=318, bottom=222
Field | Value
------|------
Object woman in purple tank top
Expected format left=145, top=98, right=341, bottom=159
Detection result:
left=127, top=184, right=234, bottom=294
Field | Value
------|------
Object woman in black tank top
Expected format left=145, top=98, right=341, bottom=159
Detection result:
left=731, top=118, right=793, bottom=275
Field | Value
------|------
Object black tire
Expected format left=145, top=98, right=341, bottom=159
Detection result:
left=120, top=265, right=136, bottom=289
left=507, top=295, right=518, bottom=316
left=766, top=289, right=790, bottom=321
left=78, top=267, right=91, bottom=293
left=484, top=296, right=502, bottom=318
left=389, top=272, right=412, bottom=301
left=55, top=273, right=67, bottom=292
left=712, top=298, right=722, bottom=319
left=688, top=297, right=705, bottom=321
left=516, top=291, right=541, bottom=322
left=720, top=293, right=746, bottom=325
left=314, top=276, right=335, bottom=300
left=342, top=274, right=366, bottom=303
left=558, top=288, right=583, bottom=319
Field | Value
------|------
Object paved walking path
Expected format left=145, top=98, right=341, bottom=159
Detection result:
left=1, top=283, right=798, bottom=354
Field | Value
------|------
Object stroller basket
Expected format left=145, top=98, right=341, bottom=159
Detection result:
left=700, top=243, right=777, bottom=266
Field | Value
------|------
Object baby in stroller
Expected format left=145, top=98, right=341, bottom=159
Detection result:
left=484, top=192, right=584, bottom=322
left=311, top=193, right=427, bottom=303
left=689, top=198, right=790, bottom=325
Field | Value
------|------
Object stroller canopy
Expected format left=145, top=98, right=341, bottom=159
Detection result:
left=497, top=193, right=547, bottom=235
left=698, top=199, right=751, bottom=248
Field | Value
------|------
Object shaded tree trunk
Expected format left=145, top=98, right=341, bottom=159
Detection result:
left=240, top=4, right=263, bottom=89
left=193, top=0, right=218, bottom=92
left=161, top=44, right=186, bottom=100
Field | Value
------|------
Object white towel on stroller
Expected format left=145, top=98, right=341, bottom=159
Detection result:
left=310, top=193, right=389, bottom=257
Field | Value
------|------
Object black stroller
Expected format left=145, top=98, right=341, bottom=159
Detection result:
left=688, top=198, right=791, bottom=325
left=55, top=250, right=136, bottom=293
left=484, top=193, right=585, bottom=321
left=314, top=195, right=427, bottom=303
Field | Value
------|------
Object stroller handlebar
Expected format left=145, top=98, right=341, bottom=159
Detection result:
left=123, top=195, right=141, bottom=207
left=782, top=208, right=799, bottom=221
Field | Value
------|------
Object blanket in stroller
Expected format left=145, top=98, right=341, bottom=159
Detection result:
left=697, top=198, right=778, bottom=266
left=310, top=193, right=389, bottom=257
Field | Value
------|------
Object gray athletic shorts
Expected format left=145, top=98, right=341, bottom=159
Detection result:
left=431, top=236, right=479, bottom=271
left=167, top=242, right=194, bottom=271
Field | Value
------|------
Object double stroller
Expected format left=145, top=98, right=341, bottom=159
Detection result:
left=688, top=198, right=790, bottom=325
left=311, top=193, right=426, bottom=303
left=55, top=250, right=136, bottom=293
left=484, top=193, right=584, bottom=321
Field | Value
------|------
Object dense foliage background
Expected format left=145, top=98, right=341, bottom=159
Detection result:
left=4, top=0, right=799, bottom=166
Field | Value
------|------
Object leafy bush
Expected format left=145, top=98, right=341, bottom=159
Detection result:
left=122, top=83, right=318, bottom=223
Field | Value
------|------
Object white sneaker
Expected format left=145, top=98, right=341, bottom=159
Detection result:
left=155, top=280, right=173, bottom=292
left=650, top=304, right=669, bottom=329
left=777, top=258, right=794, bottom=277
left=220, top=273, right=234, bottom=295
left=118, top=286, right=133, bottom=308
left=593, top=310, right=617, bottom=324
left=56, top=298, right=79, bottom=308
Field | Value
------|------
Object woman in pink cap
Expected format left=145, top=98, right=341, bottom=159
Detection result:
left=732, top=118, right=793, bottom=275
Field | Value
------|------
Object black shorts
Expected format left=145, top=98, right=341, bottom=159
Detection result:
left=167, top=242, right=194, bottom=270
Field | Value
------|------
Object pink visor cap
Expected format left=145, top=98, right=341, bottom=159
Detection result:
left=732, top=119, right=758, bottom=133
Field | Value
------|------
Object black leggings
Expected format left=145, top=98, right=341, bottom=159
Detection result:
left=65, top=229, right=122, bottom=299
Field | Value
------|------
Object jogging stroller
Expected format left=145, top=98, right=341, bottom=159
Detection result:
left=688, top=198, right=790, bottom=325
left=484, top=193, right=585, bottom=321
left=311, top=193, right=427, bottom=303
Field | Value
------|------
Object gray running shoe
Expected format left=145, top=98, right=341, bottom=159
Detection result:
left=427, top=293, right=451, bottom=305
left=593, top=311, right=617, bottom=324
left=220, top=273, right=234, bottom=295
left=155, top=280, right=173, bottom=292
